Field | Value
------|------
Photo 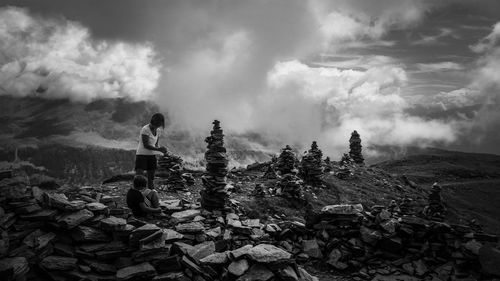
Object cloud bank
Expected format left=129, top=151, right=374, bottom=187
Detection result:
left=0, top=7, right=160, bottom=102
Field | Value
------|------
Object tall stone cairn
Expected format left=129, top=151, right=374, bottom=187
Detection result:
left=277, top=145, right=297, bottom=175
left=200, top=120, right=229, bottom=211
left=349, top=130, right=364, bottom=165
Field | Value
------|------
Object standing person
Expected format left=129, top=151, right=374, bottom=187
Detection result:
left=135, top=113, right=167, bottom=190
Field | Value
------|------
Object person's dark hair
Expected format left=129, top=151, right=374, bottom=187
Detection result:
left=133, top=175, right=147, bottom=189
left=150, top=113, right=165, bottom=129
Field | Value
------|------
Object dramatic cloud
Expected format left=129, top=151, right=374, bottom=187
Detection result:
left=0, top=7, right=160, bottom=102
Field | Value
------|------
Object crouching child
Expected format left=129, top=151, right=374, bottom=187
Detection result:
left=127, top=175, right=161, bottom=217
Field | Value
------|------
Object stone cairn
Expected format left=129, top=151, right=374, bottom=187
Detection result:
left=299, top=141, right=324, bottom=185
left=323, top=157, right=332, bottom=173
left=275, top=174, right=304, bottom=200
left=157, top=152, right=183, bottom=177
left=261, top=164, right=278, bottom=180
left=424, top=183, right=446, bottom=220
left=349, top=130, right=364, bottom=165
left=276, top=145, right=297, bottom=175
left=200, top=120, right=229, bottom=211
left=336, top=153, right=354, bottom=179
left=252, top=183, right=266, bottom=197
left=166, top=165, right=187, bottom=191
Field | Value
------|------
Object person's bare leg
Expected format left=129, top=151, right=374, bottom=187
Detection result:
left=147, top=169, right=155, bottom=190
left=149, top=189, right=160, bottom=208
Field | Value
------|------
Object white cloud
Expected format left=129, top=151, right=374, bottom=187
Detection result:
left=470, top=22, right=500, bottom=53
left=413, top=28, right=456, bottom=46
left=416, top=62, right=465, bottom=72
left=0, top=7, right=161, bottom=102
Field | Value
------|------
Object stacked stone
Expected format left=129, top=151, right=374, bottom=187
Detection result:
left=298, top=203, right=500, bottom=279
left=200, top=120, right=229, bottom=211
left=399, top=196, right=415, bottom=215
left=275, top=174, right=304, bottom=199
left=157, top=152, right=183, bottom=178
left=262, top=164, right=278, bottom=179
left=340, top=153, right=353, bottom=166
left=276, top=145, right=297, bottom=175
left=424, top=183, right=446, bottom=220
left=299, top=141, right=324, bottom=185
left=349, top=130, right=364, bottom=165
left=323, top=157, right=332, bottom=172
left=252, top=183, right=266, bottom=197
left=166, top=165, right=187, bottom=191
left=181, top=173, right=195, bottom=186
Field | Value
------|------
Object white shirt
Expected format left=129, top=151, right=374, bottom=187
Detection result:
left=136, top=124, right=162, bottom=155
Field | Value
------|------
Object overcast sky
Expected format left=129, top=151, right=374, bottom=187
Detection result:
left=1, top=0, right=500, bottom=156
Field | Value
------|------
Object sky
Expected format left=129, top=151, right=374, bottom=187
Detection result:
left=0, top=0, right=500, bottom=158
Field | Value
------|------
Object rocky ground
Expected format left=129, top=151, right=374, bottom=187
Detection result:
left=1, top=158, right=500, bottom=281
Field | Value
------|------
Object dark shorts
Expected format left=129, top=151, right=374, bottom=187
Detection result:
left=135, top=155, right=157, bottom=171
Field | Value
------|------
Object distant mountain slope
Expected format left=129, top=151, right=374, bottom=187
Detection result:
left=373, top=147, right=500, bottom=183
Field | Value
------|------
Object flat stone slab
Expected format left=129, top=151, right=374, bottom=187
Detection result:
left=72, top=226, right=111, bottom=242
left=100, top=216, right=127, bottom=232
left=170, top=209, right=201, bottom=222
left=40, top=256, right=78, bottom=271
left=321, top=204, right=363, bottom=215
left=163, top=229, right=184, bottom=242
left=199, top=252, right=229, bottom=265
left=86, top=202, right=108, bottom=212
left=44, top=193, right=86, bottom=211
left=116, top=262, right=156, bottom=281
left=247, top=244, right=292, bottom=263
left=236, top=264, right=274, bottom=281
left=175, top=222, right=205, bottom=233
left=58, top=209, right=94, bottom=229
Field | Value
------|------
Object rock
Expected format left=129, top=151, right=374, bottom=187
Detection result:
left=40, top=256, right=78, bottom=271
left=200, top=252, right=228, bottom=265
left=236, top=264, right=274, bottom=281
left=278, top=266, right=299, bottom=281
left=171, top=209, right=201, bottom=222
left=230, top=245, right=253, bottom=259
left=163, top=229, right=184, bottom=242
left=321, top=204, right=363, bottom=215
left=378, top=237, right=403, bottom=254
left=44, top=193, right=85, bottom=211
left=175, top=222, right=205, bottom=233
left=327, top=248, right=348, bottom=270
left=360, top=226, right=382, bottom=245
left=153, top=272, right=187, bottom=281
left=412, top=260, right=428, bottom=277
left=58, top=209, right=94, bottom=229
left=188, top=241, right=215, bottom=261
left=116, top=262, right=156, bottom=281
left=463, top=240, right=482, bottom=255
left=100, top=216, right=127, bottom=232
left=297, top=267, right=319, bottom=281
left=247, top=244, right=292, bottom=263
left=479, top=245, right=500, bottom=277
left=0, top=257, right=29, bottom=279
left=72, top=226, right=111, bottom=242
left=228, top=259, right=249, bottom=276
left=380, top=219, right=398, bottom=234
left=19, top=209, right=58, bottom=221
left=90, top=262, right=117, bottom=274
left=86, top=202, right=108, bottom=212
left=129, top=224, right=161, bottom=245
left=302, top=239, right=322, bottom=259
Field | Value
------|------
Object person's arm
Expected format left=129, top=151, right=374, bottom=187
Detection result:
left=141, top=134, right=163, bottom=152
left=139, top=202, right=161, bottom=213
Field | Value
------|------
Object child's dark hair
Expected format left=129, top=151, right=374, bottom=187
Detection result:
left=133, top=175, right=147, bottom=189
left=150, top=113, right=165, bottom=129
